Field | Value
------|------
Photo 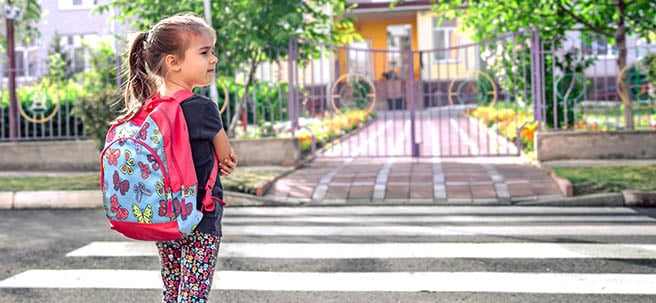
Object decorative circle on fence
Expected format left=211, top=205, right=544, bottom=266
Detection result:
left=554, top=73, right=585, bottom=102
left=330, top=73, right=376, bottom=114
left=617, top=62, right=653, bottom=106
left=217, top=80, right=229, bottom=114
left=19, top=90, right=60, bottom=123
left=448, top=70, right=497, bottom=107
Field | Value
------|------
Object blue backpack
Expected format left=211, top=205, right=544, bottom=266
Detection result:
left=100, top=90, right=219, bottom=241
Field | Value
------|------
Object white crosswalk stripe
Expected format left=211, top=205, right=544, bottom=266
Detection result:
left=66, top=241, right=656, bottom=259
left=2, top=206, right=656, bottom=297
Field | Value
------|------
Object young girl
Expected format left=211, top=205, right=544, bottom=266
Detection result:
left=120, top=13, right=237, bottom=302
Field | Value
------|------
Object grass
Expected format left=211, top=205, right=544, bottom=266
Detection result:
left=4, top=165, right=655, bottom=198
left=551, top=165, right=656, bottom=196
left=0, top=168, right=287, bottom=195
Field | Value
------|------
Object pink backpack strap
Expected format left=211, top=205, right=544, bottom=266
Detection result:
left=201, top=155, right=220, bottom=212
left=170, top=90, right=220, bottom=212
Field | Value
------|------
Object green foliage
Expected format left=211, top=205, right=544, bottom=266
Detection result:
left=95, top=0, right=361, bottom=136
left=75, top=40, right=120, bottom=91
left=47, top=32, right=74, bottom=81
left=95, top=0, right=360, bottom=75
left=208, top=77, right=290, bottom=128
left=0, top=0, right=42, bottom=51
left=0, top=79, right=87, bottom=138
left=74, top=89, right=125, bottom=151
left=640, top=53, right=656, bottom=85
left=552, top=165, right=656, bottom=196
left=402, top=0, right=656, bottom=130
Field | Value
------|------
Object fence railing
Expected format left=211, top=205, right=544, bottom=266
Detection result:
left=2, top=33, right=656, bottom=144
left=538, top=34, right=656, bottom=132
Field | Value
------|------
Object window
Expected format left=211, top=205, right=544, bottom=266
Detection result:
left=433, top=18, right=459, bottom=62
left=2, top=46, right=39, bottom=82
left=348, top=40, right=373, bottom=78
left=387, top=24, right=412, bottom=79
left=62, top=34, right=98, bottom=73
left=58, top=0, right=98, bottom=10
left=581, top=35, right=618, bottom=57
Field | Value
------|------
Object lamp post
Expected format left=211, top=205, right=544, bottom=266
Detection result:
left=203, top=0, right=219, bottom=103
left=4, top=0, right=20, bottom=141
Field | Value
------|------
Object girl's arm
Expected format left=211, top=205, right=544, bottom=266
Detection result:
left=212, top=129, right=238, bottom=176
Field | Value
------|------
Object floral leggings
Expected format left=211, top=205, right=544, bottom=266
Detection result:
left=156, top=231, right=221, bottom=303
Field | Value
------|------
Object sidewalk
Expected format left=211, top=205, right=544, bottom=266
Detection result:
left=1, top=157, right=653, bottom=209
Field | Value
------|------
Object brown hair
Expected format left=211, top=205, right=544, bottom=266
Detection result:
left=116, top=13, right=216, bottom=122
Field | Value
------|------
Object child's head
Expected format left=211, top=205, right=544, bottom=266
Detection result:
left=122, top=13, right=216, bottom=115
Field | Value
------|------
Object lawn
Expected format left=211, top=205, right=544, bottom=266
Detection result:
left=551, top=165, right=656, bottom=196
left=0, top=167, right=286, bottom=195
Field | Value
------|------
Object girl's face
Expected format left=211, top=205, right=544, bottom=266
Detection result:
left=176, top=33, right=218, bottom=89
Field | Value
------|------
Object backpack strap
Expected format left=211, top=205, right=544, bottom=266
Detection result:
left=201, top=154, right=220, bottom=212
left=170, top=90, right=221, bottom=212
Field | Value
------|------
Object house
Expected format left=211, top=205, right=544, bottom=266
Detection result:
left=340, top=0, right=480, bottom=109
left=1, top=0, right=128, bottom=85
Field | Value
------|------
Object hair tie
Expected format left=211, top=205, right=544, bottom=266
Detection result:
left=143, top=31, right=151, bottom=45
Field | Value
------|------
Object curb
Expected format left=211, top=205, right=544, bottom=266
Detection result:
left=513, top=192, right=625, bottom=207
left=0, top=190, right=636, bottom=209
left=0, top=190, right=101, bottom=209
left=549, top=171, right=573, bottom=197
left=622, top=190, right=656, bottom=207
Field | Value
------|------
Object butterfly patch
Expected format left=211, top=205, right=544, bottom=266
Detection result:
left=105, top=148, right=120, bottom=166
left=137, top=122, right=150, bottom=140
left=138, top=162, right=151, bottom=179
left=113, top=171, right=130, bottom=195
left=133, top=182, right=153, bottom=202
left=173, top=198, right=194, bottom=220
left=181, top=185, right=195, bottom=198
left=147, top=154, right=160, bottom=171
left=109, top=194, right=129, bottom=220
left=150, top=129, right=161, bottom=144
left=154, top=180, right=166, bottom=197
left=157, top=200, right=171, bottom=219
left=120, top=150, right=136, bottom=175
left=132, top=204, right=153, bottom=224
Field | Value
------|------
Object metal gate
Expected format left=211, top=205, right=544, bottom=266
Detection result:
left=289, top=31, right=539, bottom=158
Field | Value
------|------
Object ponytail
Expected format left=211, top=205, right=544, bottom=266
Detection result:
left=115, top=32, right=156, bottom=123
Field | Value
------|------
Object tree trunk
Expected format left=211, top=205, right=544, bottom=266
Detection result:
left=227, top=55, right=259, bottom=138
left=617, top=0, right=633, bottom=130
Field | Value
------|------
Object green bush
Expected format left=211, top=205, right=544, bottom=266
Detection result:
left=74, top=88, right=124, bottom=151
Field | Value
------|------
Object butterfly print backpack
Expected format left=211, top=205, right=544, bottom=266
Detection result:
left=100, top=90, right=219, bottom=241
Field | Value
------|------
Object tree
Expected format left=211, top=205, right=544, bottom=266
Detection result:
left=2, top=0, right=41, bottom=141
left=96, top=0, right=360, bottom=136
left=0, top=0, right=41, bottom=52
left=396, top=0, right=656, bottom=130
left=47, top=31, right=74, bottom=82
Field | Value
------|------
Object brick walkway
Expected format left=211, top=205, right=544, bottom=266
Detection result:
left=265, top=157, right=563, bottom=204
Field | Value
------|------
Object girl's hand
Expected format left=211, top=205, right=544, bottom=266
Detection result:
left=219, top=152, right=238, bottom=176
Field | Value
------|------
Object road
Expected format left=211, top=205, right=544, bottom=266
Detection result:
left=1, top=206, right=656, bottom=302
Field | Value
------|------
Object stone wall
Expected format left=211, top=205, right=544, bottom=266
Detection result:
left=536, top=131, right=656, bottom=161
left=0, top=137, right=302, bottom=171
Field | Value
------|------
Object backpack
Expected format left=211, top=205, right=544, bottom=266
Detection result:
left=99, top=90, right=218, bottom=241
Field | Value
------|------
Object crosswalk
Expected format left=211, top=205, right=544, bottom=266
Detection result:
left=2, top=206, right=656, bottom=298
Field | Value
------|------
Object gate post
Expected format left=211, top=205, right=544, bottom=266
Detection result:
left=530, top=28, right=544, bottom=130
left=407, top=50, right=419, bottom=157
left=287, top=39, right=298, bottom=136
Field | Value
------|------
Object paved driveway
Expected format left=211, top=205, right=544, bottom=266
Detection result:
left=266, top=109, right=561, bottom=204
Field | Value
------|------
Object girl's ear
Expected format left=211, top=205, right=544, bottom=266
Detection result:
left=165, top=54, right=181, bottom=72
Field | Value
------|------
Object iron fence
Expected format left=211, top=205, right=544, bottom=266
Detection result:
left=2, top=31, right=655, bottom=154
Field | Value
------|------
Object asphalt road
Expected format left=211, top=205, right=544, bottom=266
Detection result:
left=2, top=205, right=656, bottom=303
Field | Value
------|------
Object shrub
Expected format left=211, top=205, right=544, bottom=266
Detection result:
left=74, top=88, right=124, bottom=150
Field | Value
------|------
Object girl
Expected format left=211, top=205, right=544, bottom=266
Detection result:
left=120, top=13, right=237, bottom=302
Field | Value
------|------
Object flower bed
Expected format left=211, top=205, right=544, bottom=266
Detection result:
left=235, top=110, right=373, bottom=152
left=467, top=106, right=537, bottom=152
